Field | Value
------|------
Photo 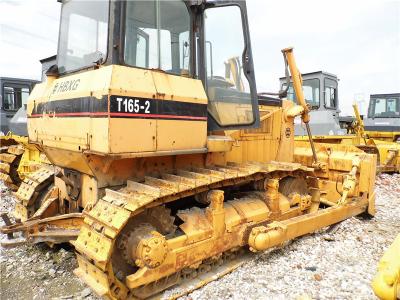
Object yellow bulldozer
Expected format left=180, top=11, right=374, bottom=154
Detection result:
left=351, top=103, right=400, bottom=172
left=295, top=103, right=400, bottom=173
left=372, top=234, right=400, bottom=300
left=0, top=1, right=378, bottom=299
left=1, top=133, right=50, bottom=191
left=364, top=93, right=400, bottom=143
left=0, top=78, right=49, bottom=190
left=280, top=71, right=400, bottom=173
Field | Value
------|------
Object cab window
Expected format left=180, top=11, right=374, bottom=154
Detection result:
left=124, top=0, right=190, bottom=75
left=2, top=85, right=30, bottom=111
left=283, top=78, right=320, bottom=109
left=324, top=78, right=337, bottom=109
left=58, top=1, right=109, bottom=73
left=369, top=97, right=400, bottom=118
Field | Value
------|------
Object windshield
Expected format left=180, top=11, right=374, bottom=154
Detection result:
left=368, top=97, right=400, bottom=118
left=124, top=0, right=190, bottom=75
left=324, top=78, right=337, bottom=109
left=58, top=0, right=109, bottom=73
left=283, top=78, right=320, bottom=108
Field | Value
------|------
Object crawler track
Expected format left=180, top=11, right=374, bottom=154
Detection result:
left=73, top=162, right=310, bottom=299
left=13, top=166, right=55, bottom=221
left=0, top=145, right=24, bottom=189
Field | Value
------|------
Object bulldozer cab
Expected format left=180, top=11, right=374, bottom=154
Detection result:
left=0, top=78, right=38, bottom=134
left=55, top=0, right=259, bottom=131
left=366, top=94, right=400, bottom=120
left=279, top=71, right=344, bottom=135
left=364, top=93, right=400, bottom=139
left=280, top=71, right=339, bottom=112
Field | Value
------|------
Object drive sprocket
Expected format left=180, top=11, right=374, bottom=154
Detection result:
left=111, top=206, right=176, bottom=285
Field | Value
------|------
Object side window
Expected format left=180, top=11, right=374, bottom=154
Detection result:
left=204, top=5, right=255, bottom=126
left=374, top=99, right=386, bottom=116
left=179, top=31, right=190, bottom=70
left=21, top=87, right=30, bottom=105
left=324, top=78, right=337, bottom=109
left=387, top=98, right=397, bottom=114
left=68, top=14, right=108, bottom=66
left=2, top=85, right=29, bottom=111
left=57, top=2, right=109, bottom=73
left=159, top=30, right=172, bottom=70
left=286, top=85, right=295, bottom=102
left=368, top=100, right=374, bottom=117
left=3, top=87, right=15, bottom=110
left=135, top=30, right=149, bottom=68
left=304, top=84, right=319, bottom=106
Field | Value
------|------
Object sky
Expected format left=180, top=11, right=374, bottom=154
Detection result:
left=0, top=0, right=399, bottom=115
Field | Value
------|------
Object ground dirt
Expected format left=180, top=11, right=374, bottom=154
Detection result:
left=0, top=174, right=399, bottom=300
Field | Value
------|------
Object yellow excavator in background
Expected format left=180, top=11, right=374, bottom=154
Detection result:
left=0, top=1, right=377, bottom=299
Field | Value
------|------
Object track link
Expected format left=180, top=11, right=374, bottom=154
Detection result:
left=73, top=162, right=309, bottom=299
left=0, top=145, right=24, bottom=189
left=13, top=166, right=55, bottom=221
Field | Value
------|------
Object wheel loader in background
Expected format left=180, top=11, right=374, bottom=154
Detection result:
left=0, top=0, right=377, bottom=299
left=280, top=72, right=400, bottom=172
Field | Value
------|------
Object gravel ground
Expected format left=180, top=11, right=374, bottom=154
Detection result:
left=183, top=173, right=400, bottom=300
left=0, top=181, right=99, bottom=300
left=1, top=174, right=399, bottom=300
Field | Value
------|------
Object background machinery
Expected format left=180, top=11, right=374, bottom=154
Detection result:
left=351, top=104, right=400, bottom=172
left=280, top=72, right=400, bottom=172
left=279, top=71, right=347, bottom=136
left=0, top=58, right=56, bottom=189
left=0, top=0, right=377, bottom=299
left=364, top=93, right=400, bottom=142
left=0, top=77, right=48, bottom=189
left=0, top=77, right=38, bottom=135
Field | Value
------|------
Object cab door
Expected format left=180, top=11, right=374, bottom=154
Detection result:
left=200, top=1, right=260, bottom=131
